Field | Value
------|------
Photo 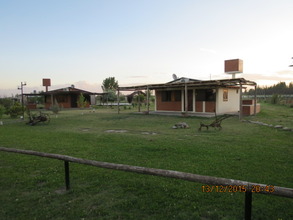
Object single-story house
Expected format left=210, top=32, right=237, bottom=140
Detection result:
left=42, top=86, right=106, bottom=109
left=23, top=85, right=107, bottom=109
left=24, top=86, right=106, bottom=109
left=118, top=77, right=260, bottom=117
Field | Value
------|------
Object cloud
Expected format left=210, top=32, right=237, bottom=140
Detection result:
left=208, top=72, right=293, bottom=87
left=200, top=48, right=217, bottom=54
left=242, top=73, right=293, bottom=81
left=275, top=70, right=293, bottom=75
left=127, top=75, right=148, bottom=79
left=73, top=81, right=102, bottom=93
left=0, top=88, right=18, bottom=97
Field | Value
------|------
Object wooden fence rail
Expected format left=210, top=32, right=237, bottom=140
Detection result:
left=1, top=147, right=292, bottom=220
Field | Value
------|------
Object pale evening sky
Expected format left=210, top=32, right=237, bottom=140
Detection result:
left=1, top=0, right=293, bottom=96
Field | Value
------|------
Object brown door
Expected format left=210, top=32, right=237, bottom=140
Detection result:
left=188, top=90, right=193, bottom=111
left=71, top=94, right=78, bottom=108
left=184, top=90, right=193, bottom=111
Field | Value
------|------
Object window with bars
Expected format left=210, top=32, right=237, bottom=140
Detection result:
left=161, top=91, right=172, bottom=102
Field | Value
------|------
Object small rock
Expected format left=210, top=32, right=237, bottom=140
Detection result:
left=282, top=127, right=292, bottom=131
left=259, top=122, right=268, bottom=126
left=274, top=125, right=283, bottom=129
left=173, top=122, right=189, bottom=129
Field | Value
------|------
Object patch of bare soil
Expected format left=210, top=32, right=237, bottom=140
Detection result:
left=141, top=132, right=157, bottom=135
left=104, top=129, right=128, bottom=133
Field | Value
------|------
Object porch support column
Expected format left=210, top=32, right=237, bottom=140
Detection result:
left=239, top=83, right=243, bottom=120
left=253, top=85, right=256, bottom=116
left=214, top=88, right=217, bottom=114
left=138, top=91, right=141, bottom=112
left=154, top=90, right=157, bottom=111
left=181, top=89, right=184, bottom=111
left=146, top=86, right=150, bottom=113
left=193, top=89, right=196, bottom=112
left=184, top=84, right=188, bottom=114
left=117, top=88, right=120, bottom=114
left=51, top=94, right=54, bottom=109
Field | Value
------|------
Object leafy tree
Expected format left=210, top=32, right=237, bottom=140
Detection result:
left=77, top=93, right=88, bottom=108
left=0, top=105, right=4, bottom=125
left=133, top=93, right=145, bottom=103
left=101, top=77, right=119, bottom=104
left=118, top=92, right=126, bottom=102
left=27, top=95, right=44, bottom=105
left=0, top=105, right=5, bottom=119
left=101, top=91, right=117, bottom=103
left=7, top=102, right=23, bottom=118
left=0, top=98, right=14, bottom=111
left=101, top=77, right=119, bottom=92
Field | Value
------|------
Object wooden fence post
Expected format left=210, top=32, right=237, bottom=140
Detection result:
left=245, top=191, right=252, bottom=220
left=117, top=88, right=120, bottom=114
left=64, top=161, right=70, bottom=190
left=253, top=85, right=256, bottom=116
left=146, top=86, right=150, bottom=113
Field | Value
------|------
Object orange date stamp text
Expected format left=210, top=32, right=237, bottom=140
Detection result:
left=201, top=185, right=275, bottom=193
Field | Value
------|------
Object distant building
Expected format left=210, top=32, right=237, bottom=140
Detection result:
left=42, top=86, right=102, bottom=109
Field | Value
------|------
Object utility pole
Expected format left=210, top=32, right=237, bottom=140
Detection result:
left=18, top=82, right=26, bottom=120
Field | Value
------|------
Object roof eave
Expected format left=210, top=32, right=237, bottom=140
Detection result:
left=118, top=78, right=257, bottom=91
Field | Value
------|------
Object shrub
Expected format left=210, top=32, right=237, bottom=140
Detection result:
left=270, top=94, right=280, bottom=104
left=7, top=102, right=24, bottom=118
left=51, top=104, right=60, bottom=114
left=77, top=93, right=88, bottom=108
left=0, top=98, right=13, bottom=110
left=0, top=105, right=5, bottom=119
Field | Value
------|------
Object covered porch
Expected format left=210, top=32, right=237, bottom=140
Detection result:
left=118, top=78, right=258, bottom=119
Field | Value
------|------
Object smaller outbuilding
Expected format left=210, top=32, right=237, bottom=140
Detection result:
left=24, top=86, right=106, bottom=109
left=42, top=86, right=101, bottom=109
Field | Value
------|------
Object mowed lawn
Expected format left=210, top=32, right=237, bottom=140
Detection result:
left=0, top=104, right=292, bottom=219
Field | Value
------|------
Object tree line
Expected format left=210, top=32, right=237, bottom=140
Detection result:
left=245, top=82, right=293, bottom=96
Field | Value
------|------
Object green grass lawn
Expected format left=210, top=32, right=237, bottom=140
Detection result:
left=0, top=104, right=292, bottom=219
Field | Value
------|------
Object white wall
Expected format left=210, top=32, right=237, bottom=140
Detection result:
left=216, top=88, right=240, bottom=114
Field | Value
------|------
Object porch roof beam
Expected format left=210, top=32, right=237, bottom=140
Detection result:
left=118, top=78, right=256, bottom=91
